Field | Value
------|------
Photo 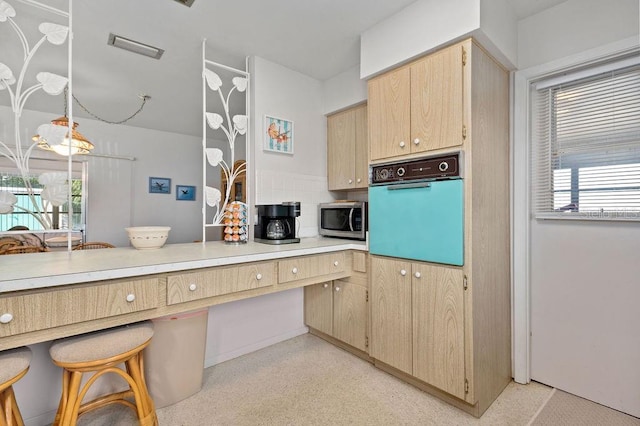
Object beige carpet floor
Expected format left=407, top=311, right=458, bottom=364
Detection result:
left=530, top=388, right=640, bottom=426
left=79, top=334, right=555, bottom=425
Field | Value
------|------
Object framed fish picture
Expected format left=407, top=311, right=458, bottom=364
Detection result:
left=264, top=115, right=294, bottom=154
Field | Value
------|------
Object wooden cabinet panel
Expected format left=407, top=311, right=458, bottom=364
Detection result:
left=0, top=278, right=159, bottom=337
left=410, top=44, right=464, bottom=153
left=327, top=104, right=368, bottom=191
left=278, top=252, right=346, bottom=284
left=167, top=261, right=275, bottom=305
left=370, top=256, right=412, bottom=374
left=327, top=109, right=356, bottom=190
left=368, top=67, right=411, bottom=161
left=354, top=104, right=369, bottom=189
left=304, top=282, right=333, bottom=336
left=412, top=264, right=465, bottom=399
left=333, top=280, right=367, bottom=352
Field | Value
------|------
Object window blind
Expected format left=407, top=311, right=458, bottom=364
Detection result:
left=532, top=57, right=640, bottom=220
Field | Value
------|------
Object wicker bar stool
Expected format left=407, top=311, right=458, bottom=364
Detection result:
left=0, top=346, right=32, bottom=426
left=49, top=322, right=157, bottom=426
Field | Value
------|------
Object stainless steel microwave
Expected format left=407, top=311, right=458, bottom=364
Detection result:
left=318, top=201, right=367, bottom=240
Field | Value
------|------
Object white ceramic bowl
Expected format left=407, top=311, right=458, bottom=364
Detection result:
left=125, top=226, right=171, bottom=249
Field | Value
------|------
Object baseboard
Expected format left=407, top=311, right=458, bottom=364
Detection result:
left=25, top=408, right=57, bottom=426
left=204, top=326, right=309, bottom=368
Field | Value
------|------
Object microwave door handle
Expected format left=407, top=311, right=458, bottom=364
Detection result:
left=348, top=208, right=355, bottom=232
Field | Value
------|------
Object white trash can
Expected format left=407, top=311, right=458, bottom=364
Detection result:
left=144, top=309, right=208, bottom=408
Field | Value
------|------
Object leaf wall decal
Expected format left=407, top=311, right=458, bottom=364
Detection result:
left=41, top=184, right=68, bottom=206
left=36, top=72, right=68, bottom=95
left=206, top=112, right=223, bottom=130
left=39, top=172, right=67, bottom=186
left=205, top=186, right=221, bottom=207
left=0, top=1, right=16, bottom=22
left=232, top=77, right=247, bottom=92
left=204, top=69, right=222, bottom=91
left=38, top=23, right=69, bottom=45
left=205, top=148, right=224, bottom=167
left=233, top=115, right=247, bottom=135
left=0, top=191, right=17, bottom=214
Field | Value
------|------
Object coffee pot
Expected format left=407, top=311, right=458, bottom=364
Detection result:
left=266, top=219, right=286, bottom=239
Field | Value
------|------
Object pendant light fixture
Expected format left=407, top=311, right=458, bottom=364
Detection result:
left=33, top=87, right=149, bottom=156
left=34, top=115, right=94, bottom=156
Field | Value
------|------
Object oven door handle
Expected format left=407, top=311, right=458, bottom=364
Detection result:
left=348, top=208, right=355, bottom=232
left=387, top=182, right=432, bottom=190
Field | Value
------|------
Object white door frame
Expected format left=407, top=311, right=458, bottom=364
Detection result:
left=511, top=36, right=640, bottom=384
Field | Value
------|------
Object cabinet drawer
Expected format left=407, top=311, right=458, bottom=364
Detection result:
left=167, top=261, right=276, bottom=305
left=0, top=278, right=159, bottom=338
left=278, top=252, right=346, bottom=284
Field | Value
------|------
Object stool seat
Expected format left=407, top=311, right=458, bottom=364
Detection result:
left=50, top=322, right=157, bottom=426
left=0, top=347, right=31, bottom=384
left=50, top=322, right=154, bottom=365
left=0, top=346, right=31, bottom=426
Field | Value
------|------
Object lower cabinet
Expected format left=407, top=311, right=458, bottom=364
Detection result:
left=370, top=255, right=466, bottom=400
left=304, top=279, right=368, bottom=352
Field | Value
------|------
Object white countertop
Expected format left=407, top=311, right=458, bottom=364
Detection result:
left=0, top=237, right=367, bottom=294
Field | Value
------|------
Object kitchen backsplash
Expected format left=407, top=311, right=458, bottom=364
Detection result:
left=255, top=169, right=337, bottom=237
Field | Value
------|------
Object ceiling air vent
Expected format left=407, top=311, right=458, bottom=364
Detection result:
left=107, top=33, right=164, bottom=60
left=173, top=0, right=195, bottom=7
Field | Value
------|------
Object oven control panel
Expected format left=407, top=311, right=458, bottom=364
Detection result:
left=370, top=152, right=462, bottom=185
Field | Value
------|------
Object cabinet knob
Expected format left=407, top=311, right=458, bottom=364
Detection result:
left=189, top=283, right=197, bottom=291
left=357, top=178, right=362, bottom=183
left=333, top=261, right=339, bottom=267
left=399, top=141, right=406, bottom=148
left=414, top=272, right=422, bottom=278
left=413, top=138, right=420, bottom=145
left=400, top=269, right=407, bottom=276
left=126, top=294, right=136, bottom=303
left=292, top=267, right=298, bottom=274
left=256, top=273, right=263, bottom=280
left=348, top=179, right=353, bottom=184
left=323, top=283, right=329, bottom=288
left=335, top=286, right=340, bottom=292
left=0, top=313, right=13, bottom=324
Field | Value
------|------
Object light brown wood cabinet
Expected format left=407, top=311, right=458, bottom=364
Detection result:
left=367, top=38, right=511, bottom=417
left=166, top=261, right=276, bottom=305
left=370, top=256, right=465, bottom=399
left=327, top=103, right=368, bottom=190
left=304, top=252, right=368, bottom=352
left=0, top=277, right=159, bottom=337
left=368, top=42, right=464, bottom=161
left=278, top=252, right=346, bottom=284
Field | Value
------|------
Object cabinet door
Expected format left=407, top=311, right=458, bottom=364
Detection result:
left=354, top=104, right=369, bottom=189
left=368, top=67, right=411, bottom=161
left=410, top=43, right=464, bottom=153
left=327, top=109, right=356, bottom=191
left=333, top=280, right=367, bottom=352
left=370, top=256, right=412, bottom=374
left=412, top=263, right=465, bottom=399
left=304, top=282, right=333, bottom=336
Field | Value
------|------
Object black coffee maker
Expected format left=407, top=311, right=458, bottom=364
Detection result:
left=255, top=202, right=300, bottom=244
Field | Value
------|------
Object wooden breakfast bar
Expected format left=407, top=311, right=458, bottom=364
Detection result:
left=0, top=238, right=367, bottom=351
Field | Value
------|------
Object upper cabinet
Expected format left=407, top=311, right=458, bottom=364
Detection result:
left=368, top=42, right=464, bottom=161
left=327, top=103, right=368, bottom=191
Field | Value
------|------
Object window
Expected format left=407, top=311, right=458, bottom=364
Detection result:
left=532, top=55, right=640, bottom=220
left=0, top=159, right=86, bottom=231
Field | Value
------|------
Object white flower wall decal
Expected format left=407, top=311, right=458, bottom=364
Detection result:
left=204, top=64, right=248, bottom=226
left=0, top=1, right=71, bottom=229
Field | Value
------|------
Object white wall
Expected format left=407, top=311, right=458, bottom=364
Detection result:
left=322, top=64, right=367, bottom=115
left=360, top=0, right=518, bottom=79
left=514, top=0, right=640, bottom=417
left=517, top=0, right=639, bottom=69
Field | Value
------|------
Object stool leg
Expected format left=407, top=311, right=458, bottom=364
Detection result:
left=57, top=371, right=83, bottom=426
left=1, top=386, right=25, bottom=426
left=126, top=354, right=157, bottom=426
